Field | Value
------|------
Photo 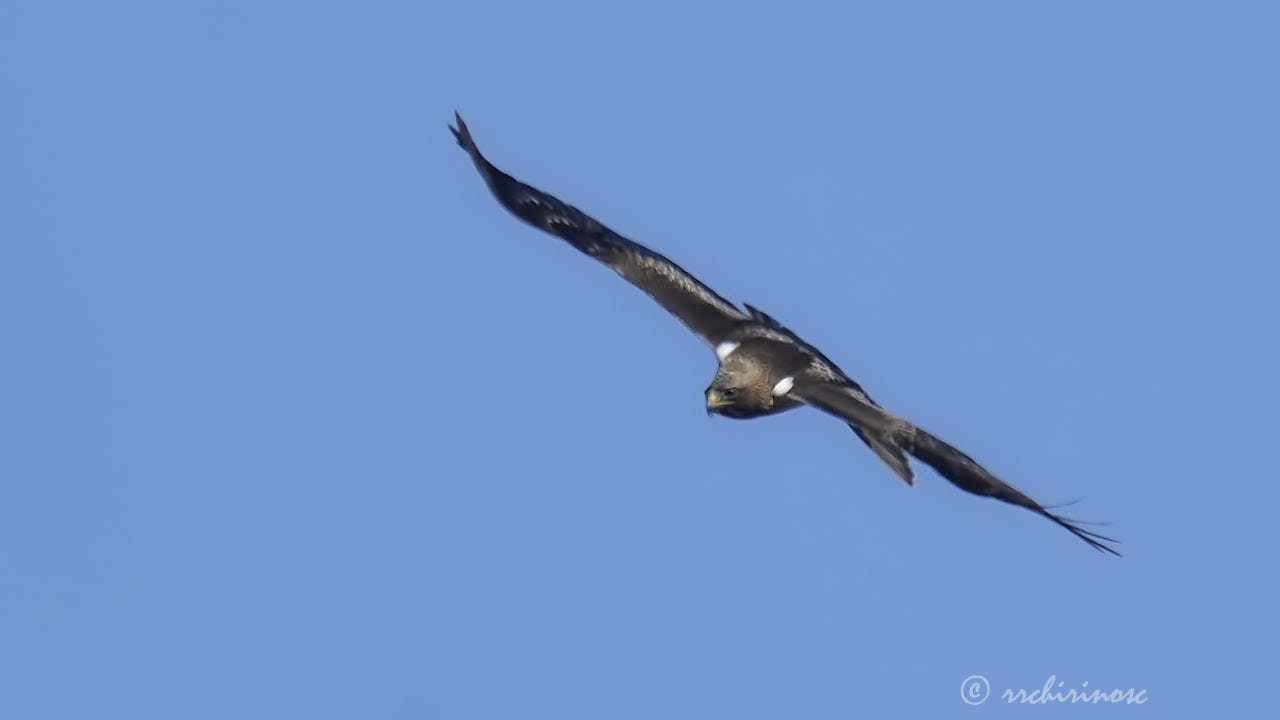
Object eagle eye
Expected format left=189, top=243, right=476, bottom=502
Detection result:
left=722, top=388, right=738, bottom=398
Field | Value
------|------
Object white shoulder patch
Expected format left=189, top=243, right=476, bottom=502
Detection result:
left=772, top=376, right=795, bottom=396
left=715, top=341, right=741, bottom=361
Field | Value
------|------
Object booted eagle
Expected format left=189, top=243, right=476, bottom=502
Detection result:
left=450, top=114, right=1118, bottom=556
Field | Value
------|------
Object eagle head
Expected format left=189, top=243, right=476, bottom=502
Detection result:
left=706, top=380, right=774, bottom=419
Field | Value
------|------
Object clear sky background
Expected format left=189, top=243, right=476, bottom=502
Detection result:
left=3, top=1, right=1278, bottom=717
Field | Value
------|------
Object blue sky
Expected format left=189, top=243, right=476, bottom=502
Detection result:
left=3, top=1, right=1278, bottom=717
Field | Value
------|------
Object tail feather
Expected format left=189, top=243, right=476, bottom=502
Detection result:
left=850, top=425, right=915, bottom=487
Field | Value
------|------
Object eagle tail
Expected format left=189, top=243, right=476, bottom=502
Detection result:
left=850, top=425, right=915, bottom=486
left=899, top=427, right=1121, bottom=556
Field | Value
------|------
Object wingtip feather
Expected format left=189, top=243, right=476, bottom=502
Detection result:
left=1032, top=506, right=1123, bottom=557
left=449, top=111, right=474, bottom=150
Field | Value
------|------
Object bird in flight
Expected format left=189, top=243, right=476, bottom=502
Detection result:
left=449, top=113, right=1118, bottom=556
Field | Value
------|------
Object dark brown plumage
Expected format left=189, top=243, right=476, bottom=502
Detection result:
left=450, top=113, right=1119, bottom=556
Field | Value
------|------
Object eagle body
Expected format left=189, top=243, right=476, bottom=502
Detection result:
left=450, top=114, right=1119, bottom=556
left=704, top=333, right=807, bottom=419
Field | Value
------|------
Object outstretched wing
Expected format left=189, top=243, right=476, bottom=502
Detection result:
left=790, top=381, right=1121, bottom=556
left=451, top=113, right=748, bottom=346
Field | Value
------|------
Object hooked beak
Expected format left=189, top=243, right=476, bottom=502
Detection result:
left=705, top=390, right=733, bottom=414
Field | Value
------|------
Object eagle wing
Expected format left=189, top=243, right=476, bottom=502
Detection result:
left=451, top=114, right=748, bottom=347
left=789, top=380, right=1121, bottom=556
